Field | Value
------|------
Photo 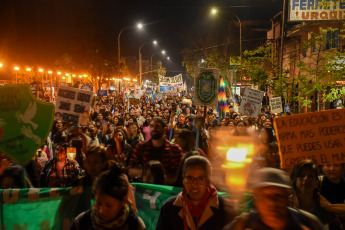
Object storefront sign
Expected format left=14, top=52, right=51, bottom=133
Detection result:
left=289, top=0, right=345, bottom=21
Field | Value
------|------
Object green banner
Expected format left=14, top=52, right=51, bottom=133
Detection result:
left=0, top=184, right=183, bottom=230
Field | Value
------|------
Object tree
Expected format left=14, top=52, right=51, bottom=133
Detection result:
left=295, top=26, right=345, bottom=111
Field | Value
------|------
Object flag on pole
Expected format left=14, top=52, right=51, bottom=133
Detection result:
left=217, top=76, right=229, bottom=120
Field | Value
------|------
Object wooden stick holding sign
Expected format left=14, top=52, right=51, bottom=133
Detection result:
left=274, top=108, right=345, bottom=169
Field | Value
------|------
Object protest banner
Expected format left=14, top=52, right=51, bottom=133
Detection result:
left=80, top=84, right=93, bottom=91
left=194, top=67, right=219, bottom=106
left=0, top=85, right=54, bottom=165
left=270, top=97, right=283, bottom=113
left=55, top=86, right=93, bottom=126
left=274, top=108, right=345, bottom=169
left=97, top=89, right=108, bottom=96
left=239, top=87, right=264, bottom=117
left=0, top=184, right=227, bottom=230
left=289, top=0, right=345, bottom=21
left=159, top=74, right=183, bottom=93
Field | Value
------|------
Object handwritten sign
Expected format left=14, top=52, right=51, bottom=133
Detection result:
left=274, top=109, right=345, bottom=168
left=55, top=86, right=93, bottom=126
left=0, top=85, right=54, bottom=165
left=239, top=87, right=264, bottom=117
left=270, top=97, right=283, bottom=113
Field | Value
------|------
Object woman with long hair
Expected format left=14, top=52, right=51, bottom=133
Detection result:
left=126, top=123, right=144, bottom=149
left=105, top=128, right=132, bottom=167
left=141, top=113, right=153, bottom=141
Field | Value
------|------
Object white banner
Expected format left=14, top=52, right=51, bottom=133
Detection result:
left=239, top=87, right=264, bottom=117
left=270, top=97, right=283, bottom=113
left=159, top=74, right=183, bottom=84
left=55, top=86, right=94, bottom=125
left=289, top=0, right=345, bottom=21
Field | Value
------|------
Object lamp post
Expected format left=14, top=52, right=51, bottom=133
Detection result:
left=150, top=50, right=166, bottom=77
left=48, top=71, right=53, bottom=99
left=14, top=66, right=20, bottom=84
left=139, top=40, right=157, bottom=86
left=117, top=23, right=143, bottom=91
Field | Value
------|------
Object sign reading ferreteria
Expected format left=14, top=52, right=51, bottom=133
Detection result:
left=289, top=0, right=345, bottom=21
left=239, top=87, right=265, bottom=117
left=194, top=67, right=219, bottom=106
left=274, top=109, right=345, bottom=169
left=55, top=86, right=94, bottom=126
left=0, top=85, right=54, bottom=165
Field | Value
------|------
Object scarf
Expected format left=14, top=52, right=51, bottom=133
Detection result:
left=182, top=184, right=217, bottom=230
left=91, top=204, right=129, bottom=230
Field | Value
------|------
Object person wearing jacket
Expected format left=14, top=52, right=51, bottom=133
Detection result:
left=156, top=155, right=236, bottom=230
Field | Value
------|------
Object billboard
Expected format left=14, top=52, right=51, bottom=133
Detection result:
left=289, top=0, right=345, bottom=21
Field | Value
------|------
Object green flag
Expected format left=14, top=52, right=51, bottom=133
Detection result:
left=0, top=84, right=54, bottom=165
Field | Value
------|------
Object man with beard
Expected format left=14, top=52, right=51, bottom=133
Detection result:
left=127, top=117, right=182, bottom=185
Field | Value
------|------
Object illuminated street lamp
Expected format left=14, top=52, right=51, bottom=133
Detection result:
left=39, top=68, right=43, bottom=72
left=47, top=71, right=53, bottom=98
left=118, top=23, right=144, bottom=80
left=0, top=63, right=3, bottom=68
left=26, top=68, right=31, bottom=72
left=14, top=66, right=20, bottom=84
left=139, top=40, right=158, bottom=86
left=72, top=74, right=76, bottom=77
left=39, top=69, right=44, bottom=88
left=48, top=71, right=53, bottom=74
left=150, top=50, right=167, bottom=77
left=57, top=72, right=61, bottom=75
left=167, top=57, right=170, bottom=60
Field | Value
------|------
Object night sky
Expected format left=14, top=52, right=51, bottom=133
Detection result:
left=0, top=0, right=284, bottom=76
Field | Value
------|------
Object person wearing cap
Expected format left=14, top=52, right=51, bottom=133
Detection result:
left=127, top=117, right=183, bottom=185
left=224, top=168, right=325, bottom=230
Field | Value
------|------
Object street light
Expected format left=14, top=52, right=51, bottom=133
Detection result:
left=167, top=57, right=170, bottom=60
left=117, top=23, right=144, bottom=80
left=39, top=69, right=44, bottom=88
left=14, top=66, right=20, bottom=84
left=0, top=63, right=3, bottom=68
left=210, top=8, right=242, bottom=63
left=26, top=68, right=31, bottom=72
left=150, top=50, right=167, bottom=78
left=139, top=40, right=158, bottom=86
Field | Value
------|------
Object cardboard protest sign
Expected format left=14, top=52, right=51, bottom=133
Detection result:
left=239, top=87, right=264, bottom=117
left=274, top=109, right=345, bottom=169
left=55, top=86, right=93, bottom=126
left=194, top=67, right=219, bottom=106
left=270, top=97, right=283, bottom=113
left=0, top=85, right=54, bottom=165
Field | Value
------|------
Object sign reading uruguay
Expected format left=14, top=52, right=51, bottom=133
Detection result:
left=289, top=0, right=345, bottom=21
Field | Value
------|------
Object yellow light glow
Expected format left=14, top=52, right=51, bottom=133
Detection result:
left=48, top=71, right=53, bottom=74
left=62, top=76, right=65, bottom=79
left=72, top=74, right=76, bottom=77
left=83, top=74, right=87, bottom=78
left=211, top=8, right=218, bottom=14
left=39, top=69, right=43, bottom=72
left=57, top=72, right=61, bottom=75
left=137, top=23, right=143, bottom=29
left=79, top=75, right=82, bottom=78
left=0, top=63, right=3, bottom=68
left=14, top=66, right=20, bottom=71
left=227, top=148, right=247, bottom=162
left=106, top=78, right=109, bottom=80
left=65, top=73, right=69, bottom=76
left=66, top=147, right=76, bottom=160
left=97, top=77, right=100, bottom=79
left=123, top=77, right=131, bottom=81
left=133, top=79, right=138, bottom=82
left=26, top=68, right=31, bottom=71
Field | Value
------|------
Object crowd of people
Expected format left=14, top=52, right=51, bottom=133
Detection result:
left=0, top=91, right=345, bottom=229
